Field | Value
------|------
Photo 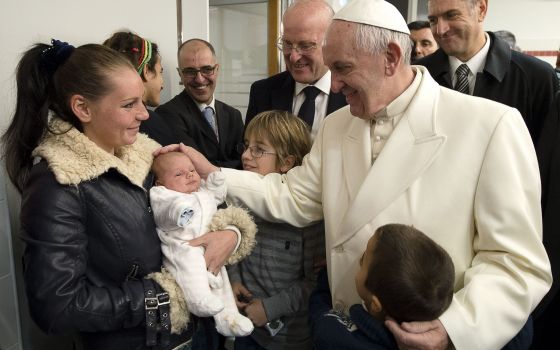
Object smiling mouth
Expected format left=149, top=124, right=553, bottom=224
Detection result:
left=293, top=62, right=308, bottom=69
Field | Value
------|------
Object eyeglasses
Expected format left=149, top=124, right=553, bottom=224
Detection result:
left=179, top=64, right=218, bottom=78
left=237, top=144, right=276, bottom=158
left=276, top=37, right=318, bottom=55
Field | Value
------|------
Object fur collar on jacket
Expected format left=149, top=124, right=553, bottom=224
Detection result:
left=32, top=118, right=160, bottom=188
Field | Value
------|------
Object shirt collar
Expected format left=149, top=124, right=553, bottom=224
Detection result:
left=449, top=32, right=490, bottom=75
left=294, top=70, right=331, bottom=96
left=196, top=96, right=216, bottom=113
left=373, top=67, right=423, bottom=121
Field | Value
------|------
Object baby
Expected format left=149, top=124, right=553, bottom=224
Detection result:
left=150, top=151, right=255, bottom=337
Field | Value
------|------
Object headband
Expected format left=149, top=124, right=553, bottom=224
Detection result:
left=40, top=39, right=75, bottom=76
left=136, top=39, right=153, bottom=74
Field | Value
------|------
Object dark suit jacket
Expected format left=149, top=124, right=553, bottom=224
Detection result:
left=416, top=31, right=559, bottom=144
left=155, top=90, right=244, bottom=169
left=245, top=71, right=347, bottom=126
left=533, top=91, right=560, bottom=348
left=139, top=109, right=181, bottom=146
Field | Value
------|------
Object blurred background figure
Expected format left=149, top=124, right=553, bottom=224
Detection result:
left=494, top=30, right=522, bottom=52
left=104, top=30, right=180, bottom=146
left=407, top=20, right=438, bottom=62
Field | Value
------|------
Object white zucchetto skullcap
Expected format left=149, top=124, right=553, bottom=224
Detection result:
left=333, top=0, right=410, bottom=35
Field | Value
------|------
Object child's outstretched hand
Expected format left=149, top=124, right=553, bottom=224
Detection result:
left=245, top=299, right=268, bottom=327
left=232, top=282, right=253, bottom=309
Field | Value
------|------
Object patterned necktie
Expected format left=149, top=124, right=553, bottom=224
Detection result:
left=298, top=86, right=321, bottom=127
left=202, top=106, right=218, bottom=139
left=454, top=64, right=470, bottom=94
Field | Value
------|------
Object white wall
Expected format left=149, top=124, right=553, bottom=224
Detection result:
left=485, top=0, right=560, bottom=66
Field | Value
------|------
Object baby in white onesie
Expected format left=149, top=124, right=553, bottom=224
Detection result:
left=150, top=151, right=253, bottom=337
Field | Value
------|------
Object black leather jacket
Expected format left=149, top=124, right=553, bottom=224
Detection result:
left=20, top=120, right=190, bottom=349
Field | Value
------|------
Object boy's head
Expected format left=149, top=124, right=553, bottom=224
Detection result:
left=242, top=110, right=312, bottom=176
left=152, top=152, right=201, bottom=193
left=355, top=223, right=454, bottom=323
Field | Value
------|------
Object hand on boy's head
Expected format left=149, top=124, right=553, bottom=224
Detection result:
left=385, top=318, right=449, bottom=350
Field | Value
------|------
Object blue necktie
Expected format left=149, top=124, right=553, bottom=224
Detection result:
left=202, top=106, right=218, bottom=139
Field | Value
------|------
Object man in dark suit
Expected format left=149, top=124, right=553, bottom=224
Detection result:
left=417, top=0, right=558, bottom=346
left=534, top=91, right=560, bottom=349
left=416, top=0, right=558, bottom=145
left=156, top=39, right=243, bottom=169
left=245, top=0, right=346, bottom=139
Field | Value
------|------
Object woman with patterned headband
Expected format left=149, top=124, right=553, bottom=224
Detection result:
left=0, top=39, right=251, bottom=350
left=104, top=30, right=180, bottom=146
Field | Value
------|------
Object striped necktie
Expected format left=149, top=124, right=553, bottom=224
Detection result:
left=454, top=64, right=470, bottom=94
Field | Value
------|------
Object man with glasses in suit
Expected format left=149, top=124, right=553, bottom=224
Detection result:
left=245, top=0, right=346, bottom=139
left=156, top=39, right=244, bottom=169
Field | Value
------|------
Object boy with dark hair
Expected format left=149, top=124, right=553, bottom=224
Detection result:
left=310, top=224, right=454, bottom=349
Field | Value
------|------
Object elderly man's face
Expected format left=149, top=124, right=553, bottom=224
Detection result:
left=281, top=8, right=330, bottom=84
left=427, top=0, right=487, bottom=62
left=323, top=21, right=387, bottom=119
left=410, top=28, right=438, bottom=59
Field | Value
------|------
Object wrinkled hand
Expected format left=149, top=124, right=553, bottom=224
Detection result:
left=153, top=143, right=219, bottom=179
left=188, top=230, right=237, bottom=274
left=385, top=318, right=449, bottom=350
left=231, top=282, right=253, bottom=309
left=244, top=298, right=268, bottom=327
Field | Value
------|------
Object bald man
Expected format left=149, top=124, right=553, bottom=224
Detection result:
left=156, top=39, right=244, bottom=169
left=245, top=0, right=346, bottom=139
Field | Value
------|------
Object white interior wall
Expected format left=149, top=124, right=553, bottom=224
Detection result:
left=485, top=0, right=560, bottom=66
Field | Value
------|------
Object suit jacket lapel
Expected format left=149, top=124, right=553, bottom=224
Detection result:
left=271, top=74, right=295, bottom=112
left=327, top=92, right=347, bottom=115
left=334, top=70, right=447, bottom=246
left=420, top=49, right=453, bottom=88
left=341, top=118, right=371, bottom=202
left=181, top=91, right=219, bottom=144
left=215, top=102, right=227, bottom=149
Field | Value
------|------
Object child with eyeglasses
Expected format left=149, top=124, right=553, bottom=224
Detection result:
left=230, top=110, right=326, bottom=350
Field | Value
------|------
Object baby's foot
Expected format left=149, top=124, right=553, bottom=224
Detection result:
left=188, top=294, right=224, bottom=317
left=215, top=312, right=254, bottom=337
